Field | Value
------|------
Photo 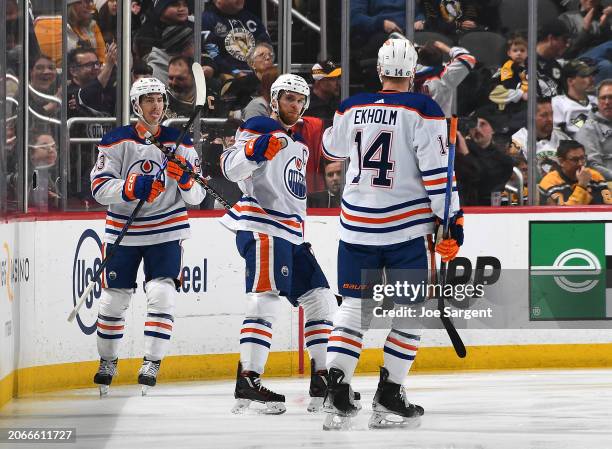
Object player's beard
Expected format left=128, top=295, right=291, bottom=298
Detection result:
left=278, top=109, right=300, bottom=127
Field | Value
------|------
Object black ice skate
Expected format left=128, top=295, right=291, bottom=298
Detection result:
left=322, top=368, right=359, bottom=430
left=309, top=361, right=362, bottom=413
left=93, top=358, right=118, bottom=397
left=369, top=367, right=424, bottom=429
left=232, top=363, right=286, bottom=415
left=137, top=358, right=161, bottom=396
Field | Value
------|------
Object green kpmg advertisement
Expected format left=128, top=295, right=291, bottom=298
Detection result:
left=529, top=221, right=611, bottom=320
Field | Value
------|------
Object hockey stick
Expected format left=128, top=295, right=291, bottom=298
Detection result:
left=143, top=130, right=231, bottom=210
left=67, top=157, right=170, bottom=322
left=67, top=63, right=212, bottom=322
left=437, top=115, right=467, bottom=358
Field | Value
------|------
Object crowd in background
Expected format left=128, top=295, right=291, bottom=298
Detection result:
left=4, top=0, right=612, bottom=212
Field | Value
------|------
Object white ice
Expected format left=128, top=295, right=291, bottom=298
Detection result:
left=1, top=368, right=611, bottom=449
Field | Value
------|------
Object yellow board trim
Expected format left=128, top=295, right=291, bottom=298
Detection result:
left=2, top=343, right=612, bottom=409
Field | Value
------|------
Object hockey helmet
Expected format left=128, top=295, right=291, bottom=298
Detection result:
left=270, top=74, right=310, bottom=117
left=130, top=77, right=168, bottom=123
left=377, top=38, right=418, bottom=79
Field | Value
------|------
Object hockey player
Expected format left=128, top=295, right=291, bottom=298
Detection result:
left=321, top=39, right=463, bottom=429
left=90, top=77, right=206, bottom=395
left=220, top=74, right=339, bottom=414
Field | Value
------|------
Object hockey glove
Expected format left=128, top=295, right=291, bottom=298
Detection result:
left=166, top=155, right=195, bottom=190
left=435, top=210, right=464, bottom=263
left=122, top=173, right=165, bottom=203
left=245, top=134, right=283, bottom=163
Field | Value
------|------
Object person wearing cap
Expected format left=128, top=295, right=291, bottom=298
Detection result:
left=308, top=61, right=342, bottom=121
left=67, top=0, right=107, bottom=64
left=576, top=79, right=612, bottom=180
left=456, top=109, right=514, bottom=205
left=536, top=18, right=571, bottom=97
left=145, top=23, right=194, bottom=85
left=552, top=59, right=597, bottom=137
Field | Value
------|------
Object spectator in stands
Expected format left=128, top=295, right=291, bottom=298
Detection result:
left=577, top=79, right=612, bottom=180
left=95, top=0, right=118, bottom=44
left=242, top=66, right=279, bottom=121
left=539, top=139, right=612, bottom=204
left=415, top=40, right=476, bottom=117
left=134, top=0, right=190, bottom=62
left=201, top=0, right=271, bottom=80
left=350, top=0, right=426, bottom=48
left=220, top=42, right=275, bottom=118
left=130, top=0, right=149, bottom=34
left=456, top=110, right=514, bottom=205
left=490, top=34, right=529, bottom=111
left=67, top=0, right=107, bottom=63
left=552, top=59, right=597, bottom=137
left=559, top=0, right=611, bottom=82
left=67, top=46, right=117, bottom=137
left=308, top=60, right=342, bottom=121
left=422, top=0, right=480, bottom=36
left=29, top=55, right=61, bottom=119
left=510, top=97, right=570, bottom=179
left=132, top=60, right=153, bottom=82
left=146, top=24, right=194, bottom=84
left=166, top=56, right=195, bottom=118
left=307, top=161, right=344, bottom=208
left=28, top=130, right=60, bottom=211
left=536, top=19, right=571, bottom=97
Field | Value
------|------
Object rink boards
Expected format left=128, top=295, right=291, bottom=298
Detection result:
left=2, top=207, right=612, bottom=406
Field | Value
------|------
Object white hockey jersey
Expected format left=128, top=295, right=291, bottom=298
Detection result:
left=90, top=125, right=206, bottom=246
left=552, top=94, right=596, bottom=137
left=322, top=91, right=460, bottom=246
left=219, top=116, right=308, bottom=245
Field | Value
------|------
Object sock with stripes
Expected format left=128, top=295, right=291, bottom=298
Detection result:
left=326, top=326, right=364, bottom=383
left=144, top=312, right=174, bottom=361
left=383, top=329, right=422, bottom=384
left=240, top=318, right=273, bottom=374
left=96, top=288, right=131, bottom=360
left=304, top=320, right=333, bottom=371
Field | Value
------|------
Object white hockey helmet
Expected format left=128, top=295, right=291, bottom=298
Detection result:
left=270, top=74, right=310, bottom=117
left=377, top=38, right=418, bottom=79
left=130, top=77, right=168, bottom=123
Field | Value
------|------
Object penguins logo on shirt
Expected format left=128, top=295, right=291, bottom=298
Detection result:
left=284, top=156, right=307, bottom=199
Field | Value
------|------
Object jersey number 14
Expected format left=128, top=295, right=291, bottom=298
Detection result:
left=352, top=131, right=394, bottom=187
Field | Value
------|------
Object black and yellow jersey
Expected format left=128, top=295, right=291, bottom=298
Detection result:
left=538, top=168, right=612, bottom=205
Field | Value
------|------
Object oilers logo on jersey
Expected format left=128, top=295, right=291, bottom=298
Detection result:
left=284, top=156, right=307, bottom=199
left=126, top=159, right=166, bottom=182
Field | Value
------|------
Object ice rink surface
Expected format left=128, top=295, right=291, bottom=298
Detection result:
left=1, top=368, right=611, bottom=449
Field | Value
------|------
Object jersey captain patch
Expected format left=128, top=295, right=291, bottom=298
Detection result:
left=284, top=156, right=307, bottom=199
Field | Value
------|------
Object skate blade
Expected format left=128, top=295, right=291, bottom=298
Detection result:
left=323, top=413, right=352, bottom=431
left=98, top=385, right=110, bottom=397
left=231, top=399, right=286, bottom=415
left=307, top=397, right=324, bottom=413
left=141, top=385, right=151, bottom=396
left=368, top=411, right=421, bottom=429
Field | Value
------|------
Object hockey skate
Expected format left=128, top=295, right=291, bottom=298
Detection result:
left=137, top=358, right=161, bottom=396
left=368, top=367, right=424, bottom=429
left=322, top=368, right=359, bottom=431
left=232, top=363, right=286, bottom=415
left=93, top=358, right=118, bottom=397
left=308, top=361, right=362, bottom=413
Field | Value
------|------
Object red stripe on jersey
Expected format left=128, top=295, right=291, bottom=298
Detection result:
left=341, top=207, right=432, bottom=224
